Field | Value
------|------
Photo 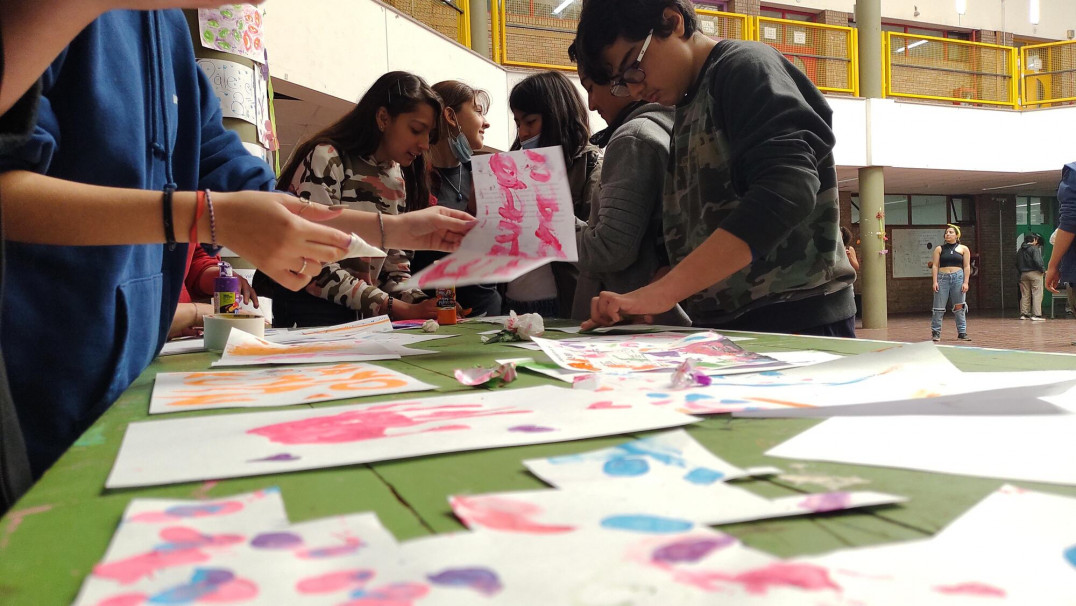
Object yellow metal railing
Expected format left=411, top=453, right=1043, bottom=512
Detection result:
left=757, top=17, right=858, bottom=95
left=375, top=0, right=1068, bottom=112
left=496, top=0, right=579, bottom=70
left=1020, top=40, right=1076, bottom=107
left=382, top=0, right=470, bottom=46
left=884, top=32, right=1018, bottom=108
left=695, top=9, right=752, bottom=43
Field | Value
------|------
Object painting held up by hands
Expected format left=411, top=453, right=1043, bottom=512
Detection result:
left=404, top=147, right=578, bottom=289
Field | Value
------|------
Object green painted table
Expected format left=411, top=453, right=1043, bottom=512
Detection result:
left=2, top=322, right=1075, bottom=604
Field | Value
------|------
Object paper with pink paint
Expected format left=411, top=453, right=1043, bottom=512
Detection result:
left=451, top=481, right=903, bottom=533
left=532, top=331, right=785, bottom=375
left=383, top=524, right=779, bottom=605
left=211, top=329, right=438, bottom=367
left=402, top=147, right=578, bottom=289
left=149, top=363, right=437, bottom=414
left=197, top=5, right=265, bottom=63
left=106, top=386, right=699, bottom=488
left=575, top=342, right=1075, bottom=416
left=523, top=430, right=780, bottom=488
left=73, top=488, right=407, bottom=606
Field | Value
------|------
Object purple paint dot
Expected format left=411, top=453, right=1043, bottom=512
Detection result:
left=799, top=492, right=852, bottom=512
left=508, top=425, right=555, bottom=433
left=427, top=567, right=503, bottom=596
left=652, top=536, right=737, bottom=564
left=248, top=453, right=300, bottom=462
left=250, top=532, right=303, bottom=549
left=194, top=568, right=236, bottom=585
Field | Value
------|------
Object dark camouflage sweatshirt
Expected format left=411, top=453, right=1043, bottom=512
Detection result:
left=665, top=40, right=855, bottom=331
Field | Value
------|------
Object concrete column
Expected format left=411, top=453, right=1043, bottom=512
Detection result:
left=858, top=166, right=888, bottom=328
left=855, top=0, right=886, bottom=328
left=469, top=0, right=490, bottom=59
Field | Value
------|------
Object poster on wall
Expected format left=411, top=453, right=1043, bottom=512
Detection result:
left=198, top=4, right=265, bottom=64
left=254, top=54, right=278, bottom=150
left=197, top=58, right=257, bottom=126
left=891, top=228, right=945, bottom=278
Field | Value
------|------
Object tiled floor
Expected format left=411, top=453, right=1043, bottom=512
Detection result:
left=856, top=309, right=1076, bottom=354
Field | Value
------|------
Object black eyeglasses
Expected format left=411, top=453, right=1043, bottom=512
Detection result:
left=610, top=30, right=653, bottom=98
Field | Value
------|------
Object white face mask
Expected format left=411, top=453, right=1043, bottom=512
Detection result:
left=519, top=134, right=541, bottom=150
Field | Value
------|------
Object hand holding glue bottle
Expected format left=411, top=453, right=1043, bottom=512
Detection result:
left=213, top=260, right=242, bottom=315
left=205, top=261, right=265, bottom=350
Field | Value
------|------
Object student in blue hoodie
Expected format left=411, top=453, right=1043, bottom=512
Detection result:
left=0, top=8, right=474, bottom=478
left=0, top=0, right=247, bottom=512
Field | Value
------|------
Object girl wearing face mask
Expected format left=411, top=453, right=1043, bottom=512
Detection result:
left=410, top=80, right=501, bottom=317
left=254, top=71, right=443, bottom=327
left=504, top=71, right=602, bottom=318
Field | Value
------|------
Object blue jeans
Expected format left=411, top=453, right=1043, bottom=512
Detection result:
left=932, top=270, right=967, bottom=334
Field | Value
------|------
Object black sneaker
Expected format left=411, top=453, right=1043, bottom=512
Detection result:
left=958, top=333, right=971, bottom=341
left=931, top=331, right=940, bottom=342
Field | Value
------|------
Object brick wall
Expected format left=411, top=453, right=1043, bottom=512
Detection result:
left=975, top=194, right=1019, bottom=311
left=840, top=192, right=1016, bottom=313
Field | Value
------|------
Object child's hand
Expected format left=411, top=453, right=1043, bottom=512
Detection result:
left=580, top=286, right=673, bottom=331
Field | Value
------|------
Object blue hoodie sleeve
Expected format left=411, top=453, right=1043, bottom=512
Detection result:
left=193, top=64, right=275, bottom=193
left=0, top=54, right=66, bottom=175
left=1059, top=162, right=1076, bottom=235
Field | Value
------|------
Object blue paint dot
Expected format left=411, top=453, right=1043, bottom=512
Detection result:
left=600, top=515, right=694, bottom=534
left=1065, top=544, right=1076, bottom=568
left=683, top=467, right=725, bottom=484
left=720, top=399, right=749, bottom=404
left=603, top=457, right=649, bottom=477
left=760, top=371, right=782, bottom=376
left=684, top=394, right=714, bottom=402
left=647, top=392, right=669, bottom=398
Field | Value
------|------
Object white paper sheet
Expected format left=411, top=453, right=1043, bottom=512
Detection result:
left=523, top=430, right=778, bottom=487
left=265, top=316, right=393, bottom=344
left=107, top=386, right=699, bottom=488
left=149, top=363, right=437, bottom=414
left=73, top=489, right=402, bottom=605
left=212, top=329, right=433, bottom=367
left=451, top=482, right=903, bottom=533
left=403, top=147, right=578, bottom=288
left=767, top=413, right=1076, bottom=485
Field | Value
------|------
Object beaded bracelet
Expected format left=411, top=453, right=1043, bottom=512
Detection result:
left=200, top=189, right=224, bottom=256
left=189, top=190, right=207, bottom=247
left=161, top=184, right=177, bottom=251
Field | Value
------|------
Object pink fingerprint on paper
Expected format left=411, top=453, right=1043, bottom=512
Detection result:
left=798, top=492, right=853, bottom=513
left=672, top=562, right=841, bottom=595
left=934, top=582, right=1006, bottom=597
left=451, top=495, right=574, bottom=534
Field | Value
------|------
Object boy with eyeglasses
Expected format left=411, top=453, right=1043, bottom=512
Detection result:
left=574, top=0, right=856, bottom=336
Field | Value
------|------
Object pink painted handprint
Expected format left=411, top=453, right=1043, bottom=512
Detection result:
left=247, top=402, right=528, bottom=445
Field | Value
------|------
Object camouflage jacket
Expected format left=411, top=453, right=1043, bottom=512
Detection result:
left=664, top=40, right=855, bottom=329
left=289, top=143, right=426, bottom=315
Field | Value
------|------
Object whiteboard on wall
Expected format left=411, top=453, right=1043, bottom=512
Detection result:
left=892, top=228, right=945, bottom=278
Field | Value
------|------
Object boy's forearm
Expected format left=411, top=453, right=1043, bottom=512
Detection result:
left=653, top=228, right=752, bottom=304
left=1048, top=230, right=1075, bottom=271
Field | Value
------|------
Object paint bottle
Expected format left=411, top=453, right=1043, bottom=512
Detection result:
left=435, top=287, right=457, bottom=325
left=213, top=261, right=241, bottom=315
